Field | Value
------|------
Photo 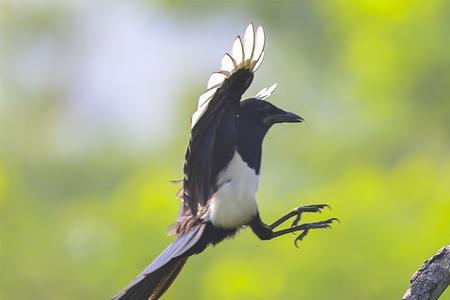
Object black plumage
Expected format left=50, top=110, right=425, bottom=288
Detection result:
left=182, top=68, right=254, bottom=216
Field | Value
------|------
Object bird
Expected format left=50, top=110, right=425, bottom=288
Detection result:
left=112, top=23, right=337, bottom=300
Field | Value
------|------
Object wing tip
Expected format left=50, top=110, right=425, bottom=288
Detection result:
left=191, top=22, right=267, bottom=128
left=230, top=22, right=265, bottom=74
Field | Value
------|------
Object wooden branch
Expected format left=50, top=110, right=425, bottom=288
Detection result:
left=402, top=245, right=450, bottom=300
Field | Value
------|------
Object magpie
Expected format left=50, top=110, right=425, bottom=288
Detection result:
left=112, top=23, right=337, bottom=300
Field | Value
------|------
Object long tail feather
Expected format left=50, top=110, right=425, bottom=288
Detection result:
left=112, top=224, right=206, bottom=300
left=120, top=256, right=188, bottom=300
left=149, top=257, right=188, bottom=300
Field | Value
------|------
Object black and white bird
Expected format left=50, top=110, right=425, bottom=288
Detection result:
left=112, top=23, right=336, bottom=300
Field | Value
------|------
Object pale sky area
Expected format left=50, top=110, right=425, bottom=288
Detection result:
left=2, top=1, right=249, bottom=155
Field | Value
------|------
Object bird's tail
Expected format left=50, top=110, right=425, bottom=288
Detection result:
left=112, top=224, right=206, bottom=300
left=118, top=256, right=188, bottom=300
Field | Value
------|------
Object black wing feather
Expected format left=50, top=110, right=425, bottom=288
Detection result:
left=183, top=70, right=254, bottom=216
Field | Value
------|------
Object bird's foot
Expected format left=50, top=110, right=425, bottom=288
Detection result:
left=291, top=204, right=330, bottom=227
left=293, top=218, right=339, bottom=248
left=269, top=203, right=332, bottom=230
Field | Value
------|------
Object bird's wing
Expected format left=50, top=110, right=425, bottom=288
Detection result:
left=182, top=23, right=266, bottom=216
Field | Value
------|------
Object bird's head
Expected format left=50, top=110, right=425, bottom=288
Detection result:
left=238, top=98, right=303, bottom=138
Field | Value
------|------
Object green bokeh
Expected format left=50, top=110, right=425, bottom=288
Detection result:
left=1, top=1, right=449, bottom=299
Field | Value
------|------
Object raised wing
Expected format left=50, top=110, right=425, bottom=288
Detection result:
left=191, top=24, right=265, bottom=128
left=182, top=23, right=266, bottom=216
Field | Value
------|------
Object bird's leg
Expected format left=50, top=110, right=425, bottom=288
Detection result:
left=269, top=204, right=330, bottom=229
left=250, top=213, right=338, bottom=247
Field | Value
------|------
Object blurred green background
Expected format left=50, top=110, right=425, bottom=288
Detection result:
left=1, top=1, right=449, bottom=299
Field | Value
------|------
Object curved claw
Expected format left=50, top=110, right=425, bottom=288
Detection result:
left=309, top=204, right=331, bottom=210
left=294, top=229, right=310, bottom=248
left=317, top=218, right=339, bottom=226
left=291, top=204, right=333, bottom=228
left=328, top=217, right=340, bottom=224
left=296, top=204, right=331, bottom=212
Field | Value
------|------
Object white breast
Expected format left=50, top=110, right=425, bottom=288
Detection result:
left=209, top=151, right=259, bottom=228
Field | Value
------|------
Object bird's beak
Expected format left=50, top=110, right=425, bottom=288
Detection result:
left=265, top=110, right=303, bottom=125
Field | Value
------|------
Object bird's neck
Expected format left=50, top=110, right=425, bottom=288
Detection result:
left=237, top=130, right=265, bottom=175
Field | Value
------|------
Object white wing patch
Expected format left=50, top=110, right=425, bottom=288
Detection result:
left=255, top=83, right=278, bottom=100
left=207, top=73, right=227, bottom=89
left=191, top=23, right=266, bottom=128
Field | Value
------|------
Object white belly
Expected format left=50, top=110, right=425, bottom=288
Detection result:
left=209, top=151, right=259, bottom=228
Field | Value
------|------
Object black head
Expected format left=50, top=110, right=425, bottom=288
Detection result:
left=236, top=98, right=302, bottom=173
left=238, top=98, right=303, bottom=137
